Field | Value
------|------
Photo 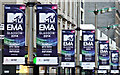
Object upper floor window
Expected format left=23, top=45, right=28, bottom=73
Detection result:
left=68, top=1, right=70, bottom=16
left=72, top=2, right=74, bottom=19
left=81, top=2, right=83, bottom=9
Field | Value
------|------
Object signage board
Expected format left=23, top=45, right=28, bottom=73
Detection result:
left=110, top=50, right=119, bottom=73
left=98, top=41, right=110, bottom=69
left=81, top=30, right=95, bottom=69
left=36, top=4, right=58, bottom=65
left=61, top=30, right=75, bottom=67
left=3, top=4, right=26, bottom=64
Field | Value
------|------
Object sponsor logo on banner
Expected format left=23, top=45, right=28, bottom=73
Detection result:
left=36, top=57, right=58, bottom=65
left=36, top=4, right=58, bottom=65
left=81, top=30, right=95, bottom=69
left=3, top=57, right=25, bottom=64
left=110, top=50, right=119, bottom=73
left=111, top=70, right=119, bottom=73
left=3, top=5, right=25, bottom=65
left=61, top=62, right=75, bottom=67
left=99, top=41, right=110, bottom=69
left=98, top=70, right=107, bottom=73
left=61, top=30, right=75, bottom=67
left=81, top=62, right=95, bottom=69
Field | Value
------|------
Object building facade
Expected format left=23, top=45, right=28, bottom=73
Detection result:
left=115, top=1, right=120, bottom=50
left=0, top=0, right=84, bottom=74
left=35, top=0, right=84, bottom=53
left=36, top=0, right=85, bottom=74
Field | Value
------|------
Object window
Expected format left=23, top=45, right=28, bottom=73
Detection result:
left=81, top=20, right=83, bottom=24
left=63, top=2, right=65, bottom=13
left=58, top=0, right=60, bottom=9
left=81, top=2, right=83, bottom=9
left=68, top=1, right=70, bottom=16
left=100, top=31, right=102, bottom=37
left=72, top=2, right=74, bottom=19
left=81, top=11, right=83, bottom=20
left=81, top=11, right=83, bottom=24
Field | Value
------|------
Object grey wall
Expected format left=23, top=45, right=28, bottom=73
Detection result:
left=85, top=2, right=116, bottom=39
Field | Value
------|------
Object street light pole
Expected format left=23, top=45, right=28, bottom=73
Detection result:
left=27, top=0, right=36, bottom=74
left=94, top=4, right=98, bottom=75
left=90, top=3, right=118, bottom=75
left=76, top=1, right=80, bottom=74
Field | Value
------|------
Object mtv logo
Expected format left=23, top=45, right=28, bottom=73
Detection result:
left=83, top=35, right=93, bottom=41
left=112, top=53, right=118, bottom=57
left=64, top=35, right=73, bottom=41
left=7, top=13, right=23, bottom=23
left=100, top=44, right=108, bottom=49
left=39, top=13, right=55, bottom=23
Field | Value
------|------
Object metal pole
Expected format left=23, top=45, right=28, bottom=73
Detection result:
left=28, top=6, right=33, bottom=74
left=94, top=4, right=98, bottom=75
left=27, top=1, right=36, bottom=74
left=76, top=0, right=80, bottom=75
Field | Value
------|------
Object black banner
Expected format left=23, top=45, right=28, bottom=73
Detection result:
left=4, top=4, right=26, bottom=64
left=36, top=4, right=58, bottom=65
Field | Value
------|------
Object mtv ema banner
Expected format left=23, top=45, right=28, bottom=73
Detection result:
left=98, top=40, right=110, bottom=69
left=110, top=50, right=119, bottom=73
left=3, top=4, right=26, bottom=64
left=36, top=4, right=58, bottom=65
left=81, top=30, right=95, bottom=69
left=61, top=30, right=75, bottom=67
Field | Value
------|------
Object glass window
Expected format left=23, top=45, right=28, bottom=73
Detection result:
left=81, top=2, right=83, bottom=9
left=58, top=0, right=60, bottom=8
left=68, top=1, right=70, bottom=16
left=72, top=2, right=74, bottom=19
left=63, top=2, right=65, bottom=13
left=81, top=11, right=83, bottom=20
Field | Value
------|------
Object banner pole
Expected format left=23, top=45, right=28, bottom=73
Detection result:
left=94, top=3, right=98, bottom=75
left=26, top=1, right=36, bottom=74
left=76, top=0, right=80, bottom=74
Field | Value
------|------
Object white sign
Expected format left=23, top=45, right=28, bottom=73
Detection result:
left=4, top=70, right=9, bottom=73
left=3, top=57, right=25, bottom=64
left=61, top=62, right=75, bottom=67
left=0, top=24, right=4, bottom=30
left=98, top=70, right=107, bottom=73
left=111, top=70, right=119, bottom=73
left=80, top=54, right=82, bottom=61
left=99, top=65, right=110, bottom=69
left=81, top=62, right=95, bottom=69
left=36, top=57, right=58, bottom=65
